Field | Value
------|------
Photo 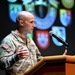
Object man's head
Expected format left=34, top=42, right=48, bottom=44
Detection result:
left=16, top=11, right=35, bottom=34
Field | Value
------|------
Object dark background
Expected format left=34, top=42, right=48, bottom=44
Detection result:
left=0, top=0, right=75, bottom=75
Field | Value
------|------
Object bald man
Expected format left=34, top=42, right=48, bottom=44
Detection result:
left=0, top=11, right=43, bottom=75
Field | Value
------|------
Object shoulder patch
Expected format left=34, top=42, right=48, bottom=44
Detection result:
left=1, top=43, right=9, bottom=49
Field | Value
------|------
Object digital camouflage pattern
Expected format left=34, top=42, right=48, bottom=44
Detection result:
left=0, top=30, right=43, bottom=75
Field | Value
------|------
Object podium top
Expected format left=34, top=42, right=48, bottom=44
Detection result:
left=44, top=55, right=75, bottom=63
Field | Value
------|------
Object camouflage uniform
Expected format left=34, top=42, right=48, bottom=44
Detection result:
left=0, top=30, right=43, bottom=75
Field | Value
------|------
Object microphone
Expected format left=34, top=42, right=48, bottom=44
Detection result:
left=49, top=31, right=68, bottom=46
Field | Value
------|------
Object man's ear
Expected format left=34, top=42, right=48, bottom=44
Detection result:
left=19, top=20, right=24, bottom=26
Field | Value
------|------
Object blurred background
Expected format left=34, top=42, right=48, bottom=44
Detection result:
left=0, top=0, right=75, bottom=74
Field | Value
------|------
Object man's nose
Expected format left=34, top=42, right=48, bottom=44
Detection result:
left=33, top=23, right=36, bottom=27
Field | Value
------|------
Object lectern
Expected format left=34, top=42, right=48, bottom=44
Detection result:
left=25, top=55, right=75, bottom=75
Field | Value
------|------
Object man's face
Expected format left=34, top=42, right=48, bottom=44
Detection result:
left=23, top=15, right=35, bottom=33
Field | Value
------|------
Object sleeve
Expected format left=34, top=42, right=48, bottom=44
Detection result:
left=35, top=46, right=44, bottom=61
left=29, top=37, right=44, bottom=61
left=0, top=38, right=19, bottom=70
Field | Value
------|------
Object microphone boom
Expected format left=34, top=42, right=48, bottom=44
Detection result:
left=49, top=31, right=68, bottom=46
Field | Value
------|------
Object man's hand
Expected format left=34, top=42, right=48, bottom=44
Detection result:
left=16, top=46, right=29, bottom=59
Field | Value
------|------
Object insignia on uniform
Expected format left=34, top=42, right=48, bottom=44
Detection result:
left=1, top=43, right=9, bottom=49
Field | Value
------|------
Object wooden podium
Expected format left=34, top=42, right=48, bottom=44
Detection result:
left=25, top=55, right=75, bottom=75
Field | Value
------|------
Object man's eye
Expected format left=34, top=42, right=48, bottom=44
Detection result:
left=30, top=21, right=34, bottom=23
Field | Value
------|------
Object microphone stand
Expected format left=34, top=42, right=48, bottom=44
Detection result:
left=49, top=31, right=75, bottom=55
left=63, top=42, right=75, bottom=55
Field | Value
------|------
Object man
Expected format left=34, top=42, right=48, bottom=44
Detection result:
left=0, top=11, right=43, bottom=75
left=0, top=11, right=67, bottom=75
